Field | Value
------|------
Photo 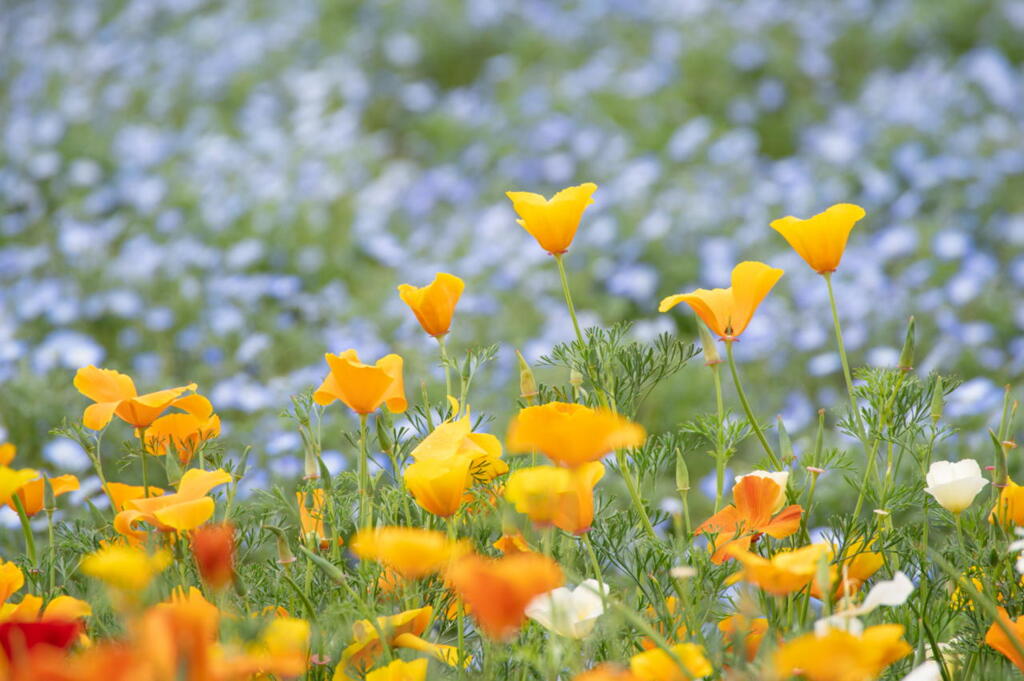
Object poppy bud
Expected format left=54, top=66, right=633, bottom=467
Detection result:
left=303, top=448, right=320, bottom=481
left=930, top=376, right=944, bottom=424
left=516, top=350, right=538, bottom=403
left=698, top=322, right=721, bottom=366
left=675, top=450, right=690, bottom=493
left=164, top=449, right=182, bottom=487
left=569, top=368, right=584, bottom=389
left=191, top=523, right=235, bottom=591
left=898, top=316, right=915, bottom=372
left=376, top=409, right=394, bottom=455
left=269, top=526, right=297, bottom=566
left=43, top=474, right=56, bottom=514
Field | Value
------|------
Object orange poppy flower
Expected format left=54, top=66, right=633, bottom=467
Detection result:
left=773, top=624, right=911, bottom=681
left=0, top=560, right=24, bottom=604
left=446, top=552, right=563, bottom=640
left=0, top=466, right=40, bottom=509
left=507, top=402, right=646, bottom=467
left=113, top=468, right=232, bottom=544
left=718, top=614, right=769, bottom=661
left=629, top=643, right=713, bottom=680
left=573, top=664, right=639, bottom=681
left=505, top=462, right=605, bottom=534
left=397, top=272, right=465, bottom=338
left=143, top=394, right=221, bottom=464
left=727, top=544, right=831, bottom=596
left=73, top=365, right=197, bottom=430
left=0, top=444, right=14, bottom=466
left=364, top=658, right=429, bottom=681
left=190, top=523, right=235, bottom=591
left=694, top=475, right=802, bottom=563
left=350, top=527, right=469, bottom=580
left=6, top=475, right=78, bottom=517
left=770, top=203, right=866, bottom=274
left=991, top=478, right=1024, bottom=527
left=659, top=261, right=784, bottom=341
left=492, top=531, right=531, bottom=555
left=505, top=183, right=598, bottom=255
left=339, top=607, right=460, bottom=672
left=312, top=350, right=407, bottom=415
left=986, top=608, right=1024, bottom=672
left=106, top=482, right=165, bottom=512
left=297, top=489, right=328, bottom=545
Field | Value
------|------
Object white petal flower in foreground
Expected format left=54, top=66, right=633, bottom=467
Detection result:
left=901, top=660, right=941, bottom=681
left=924, top=459, right=988, bottom=513
left=525, top=579, right=608, bottom=639
left=855, top=571, right=915, bottom=615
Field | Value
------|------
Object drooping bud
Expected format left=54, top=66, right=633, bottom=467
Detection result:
left=268, top=526, right=296, bottom=566
left=191, top=523, right=235, bottom=590
left=516, top=349, right=539, bottom=404
left=675, top=449, right=690, bottom=493
left=930, top=375, right=944, bottom=424
left=376, top=409, right=394, bottom=455
left=698, top=322, right=722, bottom=366
left=777, top=416, right=794, bottom=465
left=898, top=316, right=915, bottom=372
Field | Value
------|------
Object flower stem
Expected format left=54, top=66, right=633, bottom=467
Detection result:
left=823, top=272, right=865, bottom=439
left=359, top=414, right=371, bottom=528
left=725, top=341, right=780, bottom=468
left=555, top=253, right=584, bottom=346
left=12, top=495, right=36, bottom=565
left=616, top=449, right=657, bottom=541
left=581, top=532, right=606, bottom=605
left=437, top=336, right=453, bottom=401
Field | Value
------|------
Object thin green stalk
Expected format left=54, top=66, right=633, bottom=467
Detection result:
left=615, top=449, right=657, bottom=540
left=555, top=254, right=584, bottom=345
left=12, top=495, right=36, bottom=565
left=823, top=272, right=866, bottom=439
left=359, top=414, right=371, bottom=527
left=711, top=363, right=727, bottom=513
left=140, top=450, right=150, bottom=498
left=725, top=342, right=780, bottom=467
left=581, top=532, right=606, bottom=606
left=46, top=510, right=56, bottom=594
left=438, top=336, right=453, bottom=400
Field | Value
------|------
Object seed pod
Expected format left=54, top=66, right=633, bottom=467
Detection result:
left=698, top=322, right=722, bottom=366
left=675, top=449, right=690, bottom=493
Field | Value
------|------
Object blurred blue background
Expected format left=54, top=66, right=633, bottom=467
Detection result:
left=3, top=0, right=1024, bottom=483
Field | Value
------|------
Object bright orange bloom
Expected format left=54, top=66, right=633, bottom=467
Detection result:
left=773, top=624, right=911, bottom=681
left=718, top=614, right=769, bottom=661
left=0, top=466, right=40, bottom=509
left=363, top=658, right=429, bottom=681
left=505, top=183, right=598, bottom=254
left=6, top=475, right=78, bottom=517
left=313, top=350, right=407, bottom=415
left=493, top=531, right=531, bottom=555
left=986, top=608, right=1024, bottom=672
left=0, top=593, right=92, bottom=623
left=505, top=462, right=605, bottom=534
left=728, top=544, right=831, bottom=596
left=447, top=553, right=563, bottom=640
left=574, top=664, right=639, bottom=681
left=114, top=468, right=232, bottom=544
left=991, top=478, right=1024, bottom=526
left=659, top=261, right=784, bottom=341
left=507, top=402, right=646, bottom=467
left=338, top=607, right=460, bottom=673
left=811, top=538, right=884, bottom=602
left=350, top=527, right=469, bottom=580
left=297, top=489, right=328, bottom=545
left=0, top=444, right=14, bottom=466
left=106, top=482, right=164, bottom=512
left=629, top=643, right=713, bottom=680
left=73, top=365, right=197, bottom=430
left=143, top=394, right=221, bottom=464
left=0, top=561, right=24, bottom=605
left=694, top=475, right=802, bottom=563
left=397, top=272, right=465, bottom=338
left=770, top=203, right=866, bottom=274
left=191, top=523, right=235, bottom=591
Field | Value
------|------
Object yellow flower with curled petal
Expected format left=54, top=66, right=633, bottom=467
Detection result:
left=505, top=183, right=598, bottom=255
left=73, top=365, right=197, bottom=430
left=7, top=474, right=79, bottom=517
left=114, top=468, right=232, bottom=544
left=0, top=560, right=25, bottom=604
left=507, top=402, right=645, bottom=468
left=350, top=527, right=470, bottom=580
left=774, top=624, right=911, bottom=681
left=80, top=544, right=172, bottom=593
left=313, top=350, right=407, bottom=416
left=0, top=465, right=40, bottom=508
left=770, top=203, right=866, bottom=274
left=505, top=462, right=605, bottom=535
left=727, top=543, right=831, bottom=596
left=0, top=444, right=14, bottom=465
left=397, top=272, right=465, bottom=338
left=629, top=642, right=713, bottom=680
left=364, top=658, right=429, bottom=681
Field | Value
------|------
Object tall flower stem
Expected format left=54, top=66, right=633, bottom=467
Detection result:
left=437, top=336, right=453, bottom=401
left=554, top=254, right=584, bottom=346
left=725, top=342, right=780, bottom=468
left=358, top=414, right=371, bottom=527
left=581, top=532, right=607, bottom=605
left=616, top=449, right=657, bottom=541
left=12, top=495, right=36, bottom=565
left=823, top=272, right=865, bottom=439
left=46, top=509, right=56, bottom=593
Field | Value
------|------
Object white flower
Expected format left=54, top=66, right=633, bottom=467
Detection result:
left=1011, top=528, right=1024, bottom=574
left=670, top=566, right=697, bottom=580
left=900, top=661, right=941, bottom=681
left=734, top=470, right=789, bottom=512
left=525, top=579, right=608, bottom=639
left=854, top=571, right=915, bottom=615
left=924, top=459, right=988, bottom=513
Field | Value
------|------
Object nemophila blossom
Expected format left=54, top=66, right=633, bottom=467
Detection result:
left=507, top=402, right=645, bottom=467
left=695, top=475, right=802, bottom=563
left=73, top=365, right=197, bottom=430
left=924, top=459, right=987, bottom=513
left=143, top=393, right=221, bottom=464
left=190, top=523, right=235, bottom=591
left=80, top=544, right=172, bottom=593
left=718, top=614, right=769, bottom=661
left=505, top=462, right=605, bottom=534
left=5, top=474, right=78, bottom=517
left=525, top=579, right=608, bottom=639
left=350, top=527, right=469, bottom=579
left=338, top=607, right=460, bottom=673
left=505, top=183, right=598, bottom=255
left=727, top=544, right=831, bottom=596
left=363, top=658, right=429, bottom=681
left=659, top=261, right=784, bottom=341
left=629, top=643, right=713, bottom=680
left=770, top=203, right=867, bottom=274
left=992, top=478, right=1024, bottom=526
left=986, top=608, right=1024, bottom=672
left=397, top=272, right=465, bottom=338
left=313, top=350, right=407, bottom=415
left=773, top=624, right=911, bottom=681
left=114, top=468, right=232, bottom=543
left=446, top=552, right=563, bottom=640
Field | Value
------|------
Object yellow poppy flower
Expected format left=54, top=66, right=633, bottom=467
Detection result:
left=404, top=455, right=473, bottom=518
left=114, top=468, right=232, bottom=543
left=364, top=659, right=429, bottom=681
left=313, top=350, right=407, bottom=415
left=0, top=559, right=24, bottom=604
left=0, top=593, right=92, bottom=622
left=80, top=544, right=172, bottom=593
left=659, top=261, right=784, bottom=341
left=770, top=203, right=866, bottom=274
left=991, top=478, right=1024, bottom=526
left=297, top=489, right=328, bottom=544
left=397, top=272, right=465, bottom=338
left=505, top=183, right=598, bottom=254
left=0, top=443, right=14, bottom=465
left=718, top=614, right=769, bottom=661
left=629, top=643, right=713, bottom=680
left=73, top=365, right=197, bottom=430
left=505, top=462, right=605, bottom=535
left=337, top=607, right=460, bottom=674
left=350, top=527, right=469, bottom=579
left=0, top=465, right=41, bottom=508
left=507, top=402, right=645, bottom=467
left=727, top=544, right=831, bottom=596
left=6, top=474, right=79, bottom=516
left=773, top=624, right=911, bottom=681
left=143, top=393, right=221, bottom=464
left=106, top=482, right=165, bottom=512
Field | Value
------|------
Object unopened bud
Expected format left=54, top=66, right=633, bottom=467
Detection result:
left=698, top=322, right=722, bottom=366
left=898, top=316, right=915, bottom=372
left=164, top=449, right=183, bottom=487
left=569, top=368, right=584, bottom=388
left=303, top=448, right=320, bottom=481
left=930, top=376, right=944, bottom=424
left=268, top=527, right=296, bottom=565
left=516, top=349, right=538, bottom=403
left=376, top=410, right=394, bottom=455
left=675, top=449, right=690, bottom=493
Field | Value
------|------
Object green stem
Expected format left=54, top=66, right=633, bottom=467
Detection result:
left=823, top=272, right=865, bottom=439
left=581, top=532, right=606, bottom=605
left=12, top=495, right=36, bottom=565
left=714, top=455, right=725, bottom=514
left=46, top=510, right=56, bottom=594
left=615, top=449, right=657, bottom=541
left=555, top=253, right=584, bottom=346
left=725, top=342, right=780, bottom=468
left=359, top=414, right=371, bottom=528
left=438, top=336, right=453, bottom=401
